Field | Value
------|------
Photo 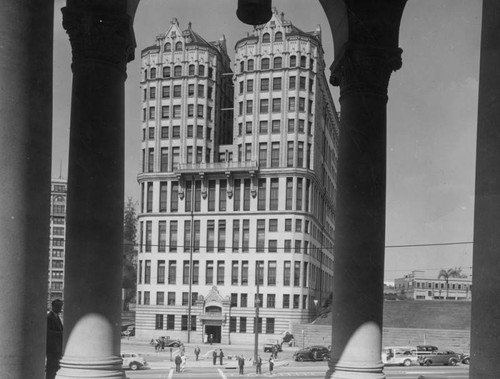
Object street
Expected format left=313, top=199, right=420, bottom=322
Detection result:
left=121, top=338, right=469, bottom=379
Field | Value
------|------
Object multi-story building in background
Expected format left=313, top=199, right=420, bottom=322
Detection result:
left=48, top=178, right=67, bottom=307
left=135, top=9, right=339, bottom=345
left=394, top=270, right=472, bottom=301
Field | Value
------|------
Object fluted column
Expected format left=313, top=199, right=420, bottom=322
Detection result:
left=470, top=1, right=500, bottom=377
left=58, top=3, right=136, bottom=378
left=321, top=2, right=406, bottom=378
left=0, top=2, right=53, bottom=378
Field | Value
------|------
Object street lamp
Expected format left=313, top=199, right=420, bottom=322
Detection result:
left=253, top=261, right=262, bottom=365
left=313, top=298, right=319, bottom=320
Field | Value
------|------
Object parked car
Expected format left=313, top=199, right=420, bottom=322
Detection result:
left=418, top=350, right=463, bottom=366
left=382, top=346, right=418, bottom=366
left=121, top=352, right=148, bottom=370
left=158, top=337, right=182, bottom=347
left=263, top=339, right=283, bottom=353
left=461, top=354, right=470, bottom=365
left=121, top=325, right=135, bottom=337
left=416, top=345, right=439, bottom=356
left=294, top=345, right=330, bottom=361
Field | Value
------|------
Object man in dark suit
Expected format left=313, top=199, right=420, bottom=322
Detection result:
left=46, top=299, right=63, bottom=379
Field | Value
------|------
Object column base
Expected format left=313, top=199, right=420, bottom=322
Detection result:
left=56, top=355, right=126, bottom=379
left=326, top=360, right=385, bottom=379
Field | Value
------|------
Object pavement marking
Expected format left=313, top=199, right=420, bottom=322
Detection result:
left=167, top=368, right=173, bottom=379
left=217, top=368, right=227, bottom=379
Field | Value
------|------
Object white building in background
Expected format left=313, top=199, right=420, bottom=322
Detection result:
left=48, top=178, right=67, bottom=307
left=135, top=9, right=339, bottom=345
left=394, top=270, right=472, bottom=301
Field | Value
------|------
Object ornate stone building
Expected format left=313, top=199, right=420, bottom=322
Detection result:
left=135, top=10, right=339, bottom=345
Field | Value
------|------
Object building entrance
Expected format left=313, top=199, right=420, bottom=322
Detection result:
left=205, top=325, right=221, bottom=344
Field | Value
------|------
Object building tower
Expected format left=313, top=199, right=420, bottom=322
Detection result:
left=135, top=10, right=339, bottom=345
left=48, top=178, right=67, bottom=307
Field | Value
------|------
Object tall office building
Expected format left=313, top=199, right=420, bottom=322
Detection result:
left=48, top=178, right=67, bottom=307
left=136, top=10, right=339, bottom=345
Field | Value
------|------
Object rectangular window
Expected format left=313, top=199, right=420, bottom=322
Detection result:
left=181, top=315, right=188, bottom=331
left=158, top=220, right=167, bottom=252
left=234, top=179, right=241, bottom=211
left=286, top=178, right=293, bottom=210
left=257, top=179, right=266, bottom=211
left=232, top=220, right=240, bottom=252
left=293, top=294, right=300, bottom=309
left=272, top=77, right=282, bottom=91
left=218, top=220, right=226, bottom=252
left=146, top=183, right=153, bottom=212
left=144, top=260, right=151, bottom=284
left=261, top=78, right=269, bottom=91
left=295, top=240, right=302, bottom=254
left=271, top=120, right=280, bottom=134
left=259, top=120, right=268, bottom=134
left=271, top=142, right=279, bottom=167
left=247, top=79, right=254, bottom=93
left=284, top=261, right=291, bottom=286
left=245, top=121, right=252, bottom=135
left=207, top=220, right=214, bottom=252
left=287, top=141, right=294, bottom=167
left=169, top=221, right=178, bottom=252
left=167, top=315, right=175, bottom=330
left=173, top=105, right=181, bottom=118
left=288, top=119, right=295, bottom=133
left=217, top=261, right=225, bottom=285
left=149, top=106, right=155, bottom=120
left=245, top=143, right=252, bottom=162
left=288, top=97, right=296, bottom=111
left=231, top=261, right=239, bottom=285
left=182, top=292, right=189, bottom=306
left=298, top=142, right=304, bottom=167
left=155, top=314, right=163, bottom=330
left=241, top=261, right=248, bottom=285
left=243, top=180, right=251, bottom=211
left=268, top=261, right=276, bottom=285
left=283, top=294, right=290, bottom=308
left=198, top=84, right=205, bottom=97
left=174, top=85, right=182, bottom=97
left=289, top=76, right=296, bottom=89
left=219, top=180, right=227, bottom=211
left=160, top=148, right=168, bottom=172
left=188, top=104, right=194, bottom=117
left=254, top=317, right=262, bottom=334
left=284, top=240, right=291, bottom=253
left=242, top=220, right=250, bottom=252
left=157, top=292, right=164, bottom=306
left=269, top=219, right=278, bottom=232
left=299, top=97, right=305, bottom=111
left=171, top=181, right=178, bottom=212
left=197, top=104, right=204, bottom=118
left=157, top=260, right=165, bottom=284
left=256, top=220, right=265, bottom=252
left=294, top=261, right=301, bottom=286
left=230, top=317, right=237, bottom=333
left=272, top=98, right=281, bottom=112
left=246, top=100, right=253, bottom=114
left=269, top=240, right=277, bottom=253
left=266, top=318, right=275, bottom=334
left=162, top=85, right=170, bottom=98
left=208, top=181, right=216, bottom=212
left=162, top=106, right=169, bottom=119
left=167, top=292, right=175, bottom=306
left=148, top=149, right=154, bottom=173
left=240, top=317, right=247, bottom=333
left=168, top=261, right=176, bottom=284
left=161, top=126, right=169, bottom=139
left=206, top=261, right=214, bottom=285
left=300, top=76, right=306, bottom=90
left=297, top=178, right=303, bottom=210
left=184, top=220, right=192, bottom=252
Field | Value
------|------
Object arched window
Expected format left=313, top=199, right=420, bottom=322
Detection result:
left=275, top=32, right=283, bottom=42
left=163, top=66, right=170, bottom=78
left=240, top=61, right=245, bottom=73
left=300, top=56, right=307, bottom=68
left=290, top=55, right=297, bottom=67
left=150, top=67, right=156, bottom=79
left=262, top=33, right=270, bottom=43
left=164, top=42, right=171, bottom=52
left=273, top=57, right=282, bottom=69
left=261, top=58, right=270, bottom=70
left=175, top=41, right=183, bottom=51
left=174, top=65, right=182, bottom=77
left=198, top=65, right=205, bottom=76
left=189, top=64, right=195, bottom=76
left=310, top=58, right=315, bottom=70
left=248, top=59, right=254, bottom=71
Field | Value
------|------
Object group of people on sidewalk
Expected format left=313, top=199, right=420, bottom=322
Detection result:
left=238, top=353, right=276, bottom=375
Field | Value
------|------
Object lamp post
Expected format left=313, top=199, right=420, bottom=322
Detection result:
left=253, top=261, right=261, bottom=365
left=313, top=298, right=319, bottom=320
left=187, top=176, right=195, bottom=343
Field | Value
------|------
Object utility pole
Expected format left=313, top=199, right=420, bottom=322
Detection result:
left=253, top=260, right=261, bottom=365
left=187, top=176, right=195, bottom=343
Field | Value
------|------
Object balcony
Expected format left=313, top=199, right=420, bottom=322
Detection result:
left=176, top=161, right=258, bottom=175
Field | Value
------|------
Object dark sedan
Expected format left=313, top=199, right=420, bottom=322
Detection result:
left=418, top=350, right=463, bottom=366
left=293, top=345, right=330, bottom=362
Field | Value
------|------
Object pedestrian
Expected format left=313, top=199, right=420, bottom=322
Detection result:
left=46, top=299, right=64, bottom=379
left=269, top=354, right=275, bottom=375
left=180, top=354, right=187, bottom=372
left=213, top=349, right=217, bottom=365
left=174, top=354, right=182, bottom=373
left=194, top=345, right=200, bottom=361
left=256, top=354, right=262, bottom=374
left=219, top=349, right=224, bottom=365
left=272, top=345, right=277, bottom=359
left=238, top=355, right=245, bottom=375
left=209, top=334, right=213, bottom=345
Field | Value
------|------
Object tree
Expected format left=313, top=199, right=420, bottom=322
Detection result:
left=123, top=197, right=138, bottom=310
left=437, top=267, right=467, bottom=300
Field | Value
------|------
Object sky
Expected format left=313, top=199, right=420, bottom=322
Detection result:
left=52, top=0, right=482, bottom=282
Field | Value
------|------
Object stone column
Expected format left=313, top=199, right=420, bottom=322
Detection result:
left=0, top=1, right=53, bottom=378
left=57, top=3, right=136, bottom=378
left=323, top=3, right=406, bottom=378
left=470, top=1, right=500, bottom=377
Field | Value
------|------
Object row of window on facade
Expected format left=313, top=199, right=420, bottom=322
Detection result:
left=237, top=118, right=313, bottom=137
left=144, top=83, right=213, bottom=101
left=142, top=124, right=212, bottom=142
left=238, top=76, right=314, bottom=95
left=140, top=178, right=313, bottom=214
left=238, top=55, right=315, bottom=73
left=397, top=281, right=472, bottom=290
left=153, top=314, right=277, bottom=335
left=144, top=64, right=215, bottom=81
left=138, top=259, right=312, bottom=289
left=143, top=104, right=213, bottom=122
left=237, top=97, right=314, bottom=116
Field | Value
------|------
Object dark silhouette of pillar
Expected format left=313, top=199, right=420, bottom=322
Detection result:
left=57, top=2, right=137, bottom=378
left=320, top=1, right=406, bottom=378
left=0, top=1, right=53, bottom=378
left=471, top=1, right=500, bottom=377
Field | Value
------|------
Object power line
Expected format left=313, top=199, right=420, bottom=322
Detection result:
left=385, top=241, right=473, bottom=249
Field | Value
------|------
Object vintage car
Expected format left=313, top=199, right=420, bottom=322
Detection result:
left=121, top=352, right=149, bottom=370
left=418, top=350, right=463, bottom=366
left=382, top=346, right=419, bottom=366
left=263, top=339, right=283, bottom=353
left=293, top=345, right=330, bottom=361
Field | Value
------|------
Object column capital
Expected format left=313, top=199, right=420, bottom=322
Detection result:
left=330, top=43, right=403, bottom=99
left=62, top=7, right=135, bottom=74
